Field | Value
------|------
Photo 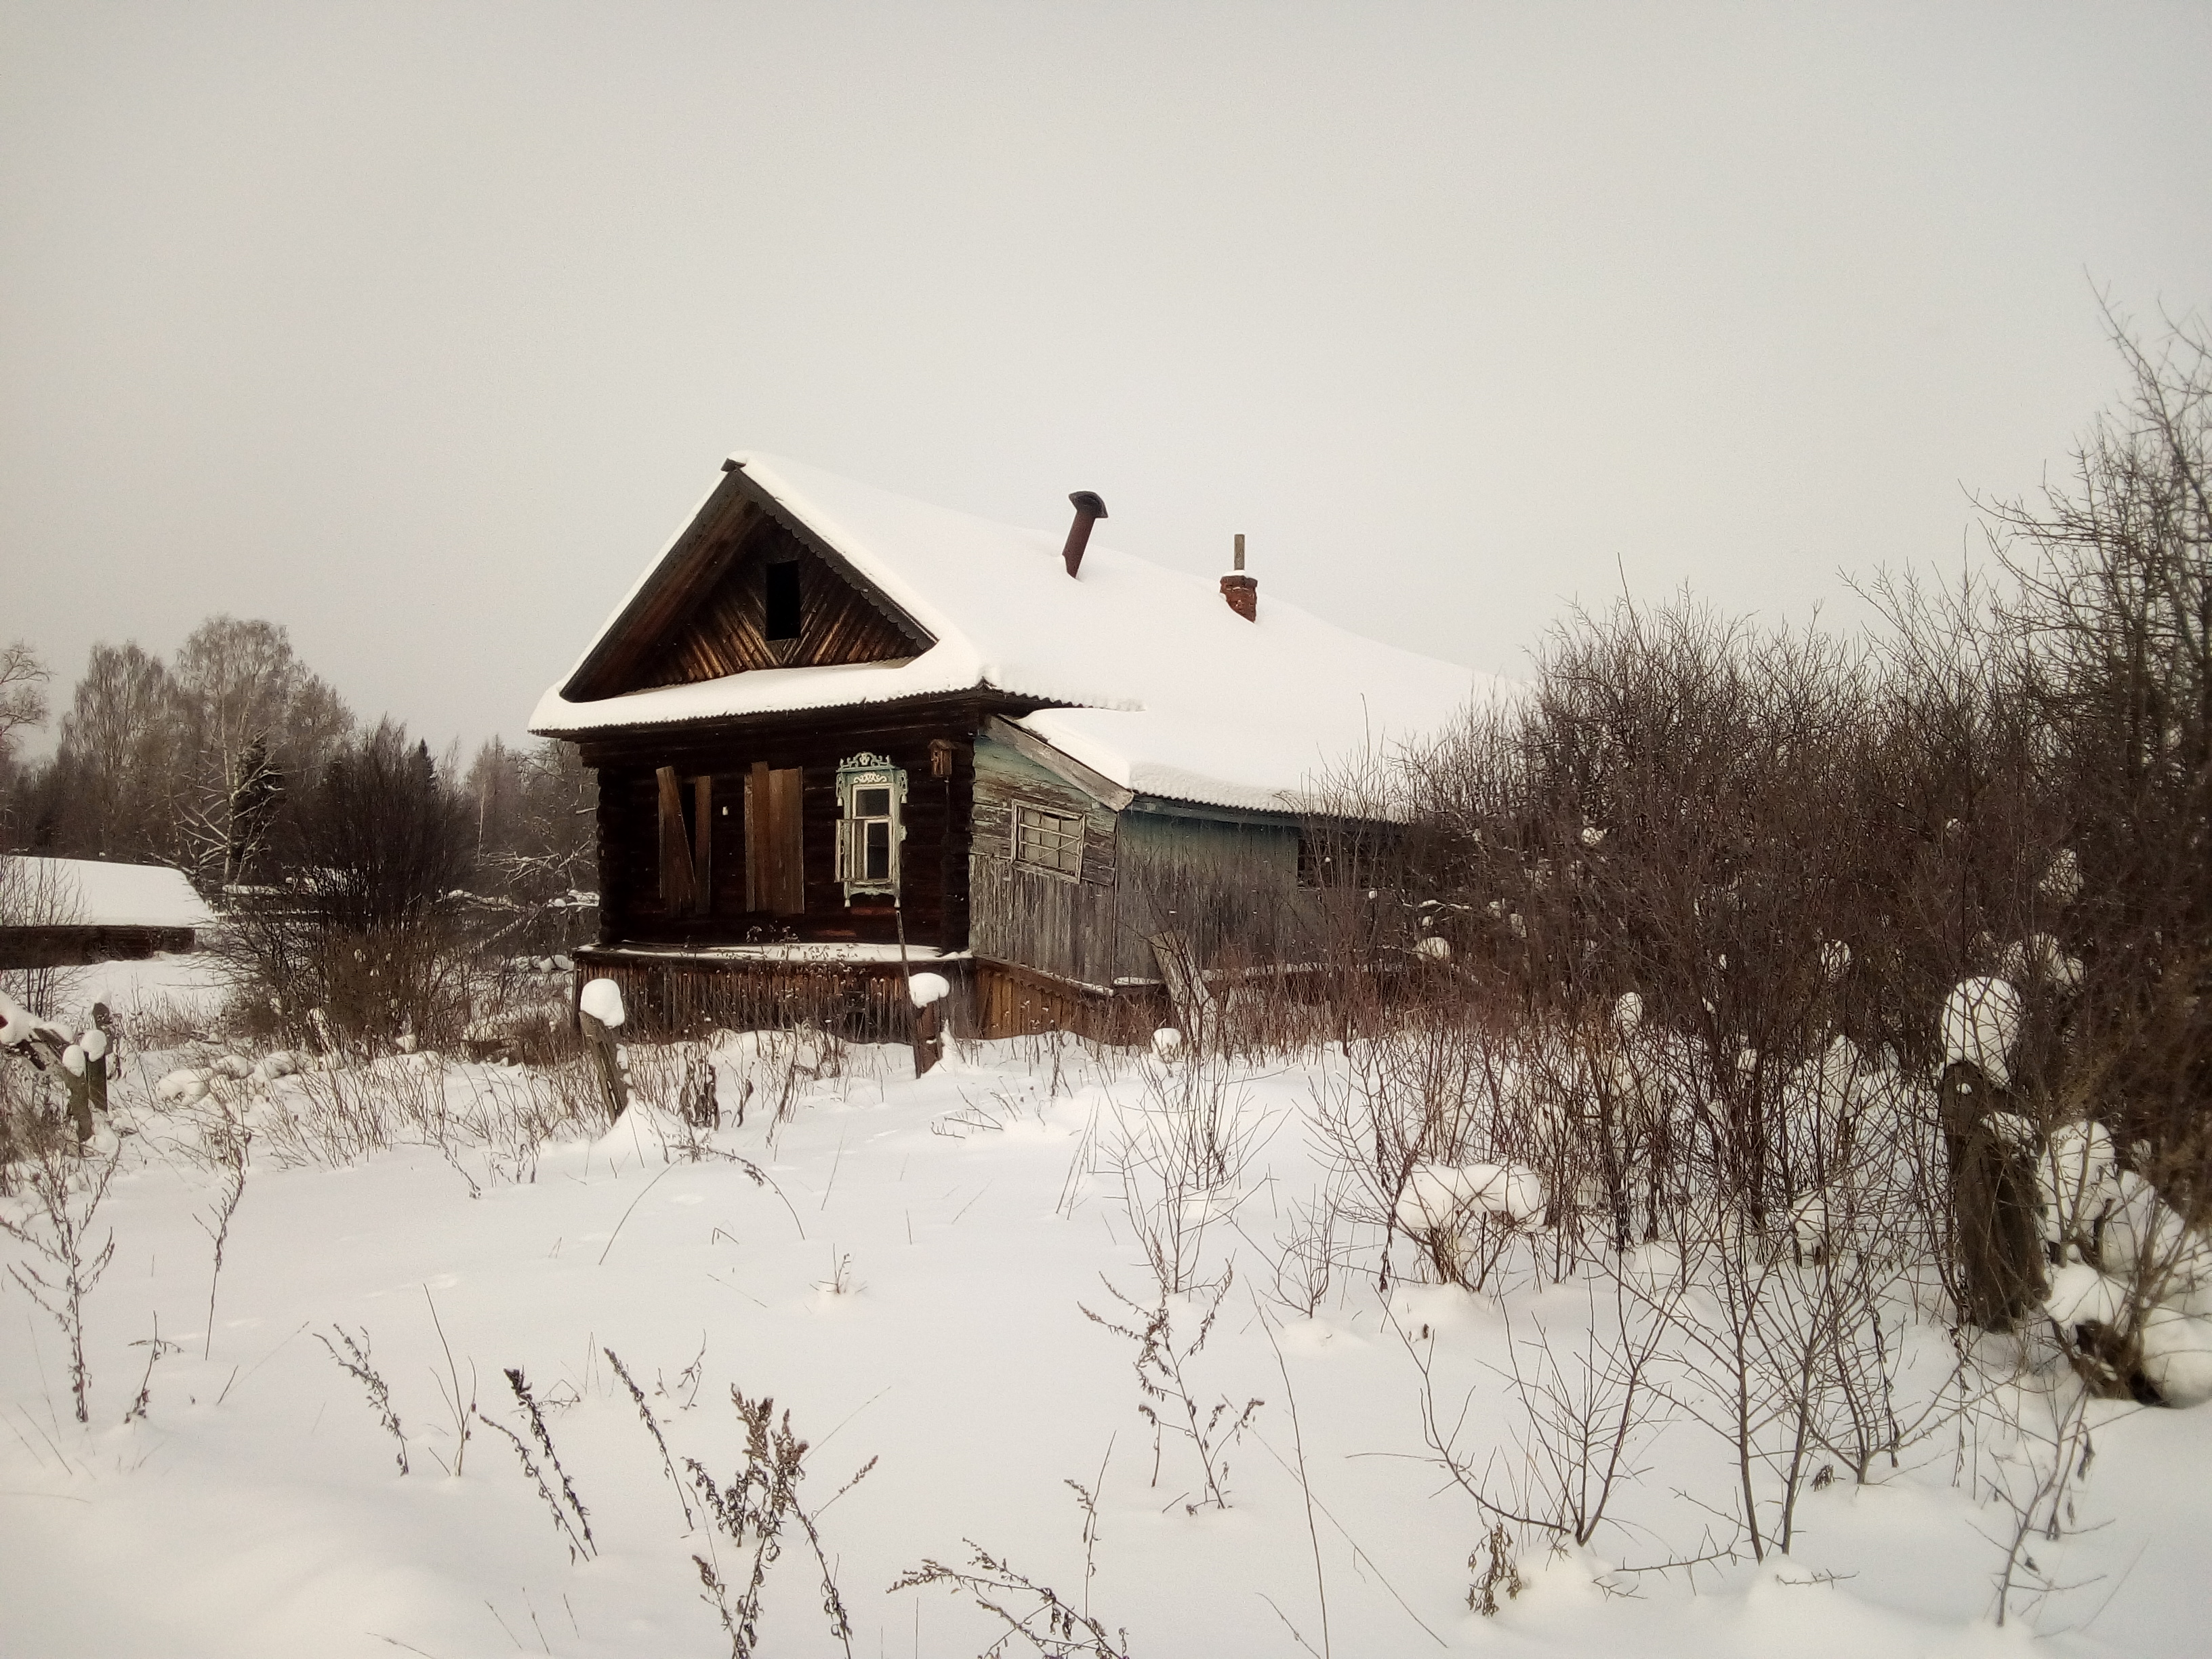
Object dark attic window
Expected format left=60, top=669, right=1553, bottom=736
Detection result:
left=764, top=560, right=802, bottom=642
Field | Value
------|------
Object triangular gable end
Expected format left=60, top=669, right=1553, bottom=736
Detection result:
left=561, top=464, right=937, bottom=703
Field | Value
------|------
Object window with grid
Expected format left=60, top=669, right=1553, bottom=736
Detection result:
left=1013, top=802, right=1084, bottom=877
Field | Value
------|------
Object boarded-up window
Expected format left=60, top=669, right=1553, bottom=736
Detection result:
left=745, top=763, right=805, bottom=915
left=1013, top=802, right=1083, bottom=878
left=656, top=766, right=711, bottom=914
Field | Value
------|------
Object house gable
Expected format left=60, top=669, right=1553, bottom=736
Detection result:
left=561, top=465, right=936, bottom=703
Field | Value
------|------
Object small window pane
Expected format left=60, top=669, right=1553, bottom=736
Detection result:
left=863, top=819, right=890, bottom=880
left=854, top=787, right=891, bottom=817
left=1014, top=804, right=1084, bottom=876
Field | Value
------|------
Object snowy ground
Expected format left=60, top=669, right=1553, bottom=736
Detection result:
left=2, top=958, right=2207, bottom=1658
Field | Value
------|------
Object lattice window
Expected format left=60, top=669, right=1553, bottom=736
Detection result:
left=1013, top=802, right=1084, bottom=878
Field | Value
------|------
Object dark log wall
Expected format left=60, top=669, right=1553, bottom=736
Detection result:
left=968, top=736, right=1123, bottom=985
left=588, top=705, right=978, bottom=951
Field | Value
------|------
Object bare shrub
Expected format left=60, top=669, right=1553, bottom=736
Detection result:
left=1, top=1139, right=119, bottom=1422
left=1102, top=1051, right=1273, bottom=1295
left=1082, top=1269, right=1261, bottom=1513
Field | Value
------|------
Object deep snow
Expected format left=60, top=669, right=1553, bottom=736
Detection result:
left=2, top=958, right=2207, bottom=1658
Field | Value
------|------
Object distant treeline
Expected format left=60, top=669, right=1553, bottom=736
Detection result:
left=0, top=615, right=593, bottom=924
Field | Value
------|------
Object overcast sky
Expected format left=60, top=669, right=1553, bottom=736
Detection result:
left=3, top=3, right=2207, bottom=758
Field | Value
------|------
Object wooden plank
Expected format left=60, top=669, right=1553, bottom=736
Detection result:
left=692, top=774, right=712, bottom=915
left=745, top=762, right=766, bottom=913
left=562, top=476, right=759, bottom=698
left=768, top=766, right=805, bottom=916
left=657, top=766, right=697, bottom=911
left=1149, top=930, right=1216, bottom=1048
left=981, top=716, right=1136, bottom=811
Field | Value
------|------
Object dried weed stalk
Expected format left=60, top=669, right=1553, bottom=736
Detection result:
left=2, top=1139, right=120, bottom=1423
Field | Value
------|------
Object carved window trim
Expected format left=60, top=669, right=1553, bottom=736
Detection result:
left=835, top=752, right=906, bottom=901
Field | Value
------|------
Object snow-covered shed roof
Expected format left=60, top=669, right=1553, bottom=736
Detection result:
left=1, top=857, right=216, bottom=930
left=531, top=454, right=1497, bottom=814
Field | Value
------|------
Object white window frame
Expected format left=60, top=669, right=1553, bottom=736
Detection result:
left=834, top=752, right=906, bottom=901
left=1012, top=801, right=1085, bottom=880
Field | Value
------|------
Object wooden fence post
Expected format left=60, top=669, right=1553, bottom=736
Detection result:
left=83, top=1004, right=114, bottom=1116
left=577, top=977, right=630, bottom=1124
left=1938, top=1059, right=2047, bottom=1331
left=580, top=1010, right=628, bottom=1123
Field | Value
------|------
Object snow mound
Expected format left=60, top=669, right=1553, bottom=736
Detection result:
left=1398, top=1161, right=1547, bottom=1230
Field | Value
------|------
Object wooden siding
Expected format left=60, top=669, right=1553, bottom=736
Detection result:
left=1111, top=809, right=1310, bottom=981
left=634, top=530, right=919, bottom=689
left=968, top=735, right=1122, bottom=985
left=560, top=466, right=934, bottom=701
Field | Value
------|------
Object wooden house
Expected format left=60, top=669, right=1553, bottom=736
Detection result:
left=0, top=857, right=216, bottom=969
left=531, top=455, right=1486, bottom=1038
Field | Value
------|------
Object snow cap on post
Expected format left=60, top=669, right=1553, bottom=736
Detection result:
left=579, top=978, right=626, bottom=1029
left=907, top=972, right=951, bottom=1009
left=1940, top=976, right=2024, bottom=1086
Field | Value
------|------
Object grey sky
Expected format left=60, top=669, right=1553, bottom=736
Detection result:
left=3, top=3, right=2207, bottom=758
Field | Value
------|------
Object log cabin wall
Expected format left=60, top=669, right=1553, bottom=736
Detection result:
left=586, top=704, right=981, bottom=952
left=968, top=735, right=1122, bottom=985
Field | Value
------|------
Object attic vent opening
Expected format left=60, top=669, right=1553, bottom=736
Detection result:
left=764, top=560, right=802, bottom=642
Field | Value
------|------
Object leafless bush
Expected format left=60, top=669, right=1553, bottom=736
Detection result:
left=893, top=1533, right=1132, bottom=1659
left=1101, top=1052, right=1273, bottom=1296
left=1401, top=1263, right=1692, bottom=1572
left=1082, top=1269, right=1261, bottom=1513
left=0, top=854, right=87, bottom=1019
left=1, top=1138, right=119, bottom=1422
left=605, top=1345, right=695, bottom=1530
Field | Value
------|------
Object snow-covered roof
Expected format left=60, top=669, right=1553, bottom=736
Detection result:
left=532, top=453, right=1498, bottom=813
left=0, top=857, right=216, bottom=930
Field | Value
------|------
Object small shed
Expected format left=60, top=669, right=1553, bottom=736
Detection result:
left=531, top=454, right=1496, bottom=1038
left=0, top=857, right=218, bottom=968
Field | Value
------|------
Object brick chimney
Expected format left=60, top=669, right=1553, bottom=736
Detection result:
left=1220, top=532, right=1257, bottom=621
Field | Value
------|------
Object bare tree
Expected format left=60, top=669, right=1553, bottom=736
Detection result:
left=0, top=640, right=49, bottom=769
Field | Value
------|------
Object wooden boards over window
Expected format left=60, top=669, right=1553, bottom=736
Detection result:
left=656, top=766, right=699, bottom=913
left=745, top=762, right=805, bottom=916
left=655, top=769, right=715, bottom=916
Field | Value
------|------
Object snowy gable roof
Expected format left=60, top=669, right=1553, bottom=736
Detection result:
left=1, top=857, right=216, bottom=930
left=531, top=453, right=1495, bottom=813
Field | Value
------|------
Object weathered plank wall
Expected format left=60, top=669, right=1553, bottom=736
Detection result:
left=1112, top=808, right=1311, bottom=978
left=968, top=735, right=1122, bottom=985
